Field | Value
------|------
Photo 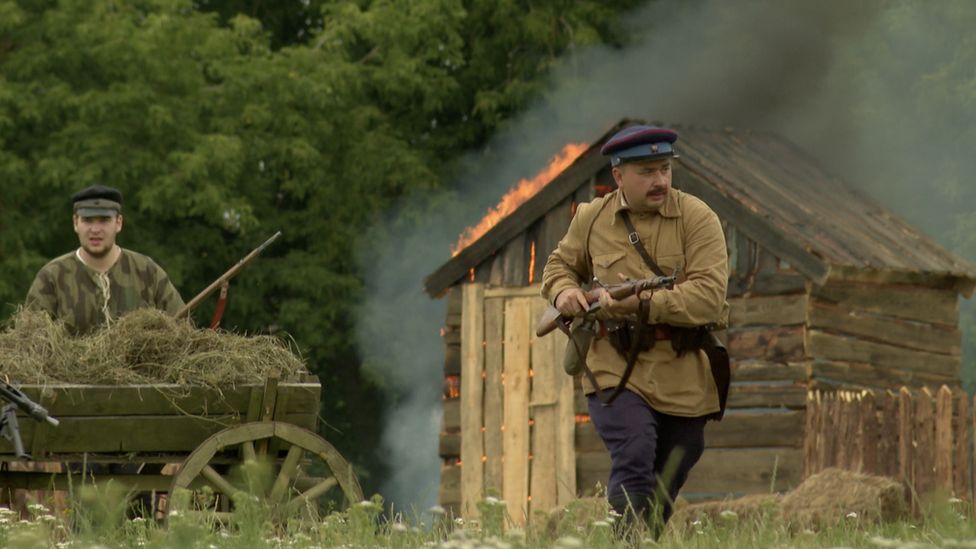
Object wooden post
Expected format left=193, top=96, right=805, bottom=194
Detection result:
left=861, top=391, right=877, bottom=475
left=803, top=391, right=819, bottom=478
left=529, top=298, right=558, bottom=517
left=914, top=387, right=935, bottom=497
left=881, top=391, right=899, bottom=478
left=483, top=299, right=505, bottom=497
left=503, top=297, right=532, bottom=525
left=460, top=283, right=486, bottom=519
left=954, top=393, right=970, bottom=500
left=898, top=387, right=914, bottom=501
left=935, top=385, right=954, bottom=493
left=837, top=391, right=854, bottom=469
left=553, top=330, right=577, bottom=506
left=820, top=391, right=834, bottom=470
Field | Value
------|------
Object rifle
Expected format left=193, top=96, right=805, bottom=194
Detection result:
left=176, top=231, right=282, bottom=323
left=1, top=380, right=60, bottom=459
left=535, top=271, right=678, bottom=337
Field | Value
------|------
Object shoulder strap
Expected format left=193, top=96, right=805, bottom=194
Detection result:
left=620, top=211, right=667, bottom=277
left=582, top=196, right=616, bottom=279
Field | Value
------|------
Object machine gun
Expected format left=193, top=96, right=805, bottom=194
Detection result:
left=0, top=380, right=60, bottom=459
left=535, top=271, right=678, bottom=337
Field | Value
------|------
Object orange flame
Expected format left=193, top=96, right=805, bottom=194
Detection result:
left=451, top=143, right=589, bottom=256
left=528, top=241, right=536, bottom=284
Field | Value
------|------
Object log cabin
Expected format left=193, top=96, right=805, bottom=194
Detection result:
left=425, top=120, right=976, bottom=522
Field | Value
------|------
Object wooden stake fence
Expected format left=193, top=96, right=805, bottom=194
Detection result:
left=804, top=385, right=973, bottom=502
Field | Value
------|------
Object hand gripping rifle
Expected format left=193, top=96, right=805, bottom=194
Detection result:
left=175, top=231, right=282, bottom=328
left=1, top=380, right=60, bottom=459
left=534, top=271, right=678, bottom=338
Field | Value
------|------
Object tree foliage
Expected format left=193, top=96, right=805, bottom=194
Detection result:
left=0, top=0, right=639, bottom=494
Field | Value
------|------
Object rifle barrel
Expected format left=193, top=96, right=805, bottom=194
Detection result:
left=175, top=231, right=282, bottom=319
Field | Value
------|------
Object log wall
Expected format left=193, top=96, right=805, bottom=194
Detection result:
left=809, top=279, right=962, bottom=390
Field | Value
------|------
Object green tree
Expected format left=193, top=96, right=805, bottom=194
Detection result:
left=0, top=0, right=641, bottom=496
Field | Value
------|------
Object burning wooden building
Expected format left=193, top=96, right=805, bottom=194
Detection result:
left=425, top=120, right=976, bottom=522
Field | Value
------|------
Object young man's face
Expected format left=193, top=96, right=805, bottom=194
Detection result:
left=612, top=157, right=673, bottom=213
left=73, top=214, right=123, bottom=258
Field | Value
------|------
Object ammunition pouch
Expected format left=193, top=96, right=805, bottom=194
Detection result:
left=563, top=318, right=596, bottom=376
left=604, top=319, right=657, bottom=358
left=669, top=325, right=711, bottom=357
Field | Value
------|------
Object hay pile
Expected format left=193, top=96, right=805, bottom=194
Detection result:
left=671, top=468, right=908, bottom=529
left=0, top=308, right=307, bottom=386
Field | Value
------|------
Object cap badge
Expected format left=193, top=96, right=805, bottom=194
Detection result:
left=651, top=144, right=659, bottom=153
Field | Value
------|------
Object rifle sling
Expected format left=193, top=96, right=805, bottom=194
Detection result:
left=565, top=300, right=650, bottom=407
left=620, top=211, right=667, bottom=276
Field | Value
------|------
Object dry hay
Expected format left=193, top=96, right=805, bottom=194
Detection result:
left=0, top=307, right=307, bottom=387
left=780, top=467, right=908, bottom=527
left=669, top=468, right=907, bottom=531
left=670, top=493, right=782, bottom=530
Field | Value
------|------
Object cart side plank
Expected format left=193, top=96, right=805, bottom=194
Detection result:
left=0, top=413, right=317, bottom=455
left=13, top=383, right=320, bottom=417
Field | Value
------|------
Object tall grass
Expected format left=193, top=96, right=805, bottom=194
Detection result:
left=2, top=489, right=976, bottom=548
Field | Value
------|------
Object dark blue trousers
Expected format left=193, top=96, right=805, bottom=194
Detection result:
left=587, top=390, right=706, bottom=525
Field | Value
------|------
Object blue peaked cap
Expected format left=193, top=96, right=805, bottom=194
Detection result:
left=601, top=125, right=679, bottom=166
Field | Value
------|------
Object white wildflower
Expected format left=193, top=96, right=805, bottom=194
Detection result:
left=845, top=511, right=858, bottom=519
left=429, top=505, right=446, bottom=515
left=39, top=514, right=57, bottom=522
left=592, top=519, right=611, bottom=528
left=391, top=522, right=408, bottom=533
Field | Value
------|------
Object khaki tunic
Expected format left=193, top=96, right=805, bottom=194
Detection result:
left=26, top=248, right=184, bottom=335
left=541, top=188, right=728, bottom=417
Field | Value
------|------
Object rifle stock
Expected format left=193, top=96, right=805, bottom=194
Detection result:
left=176, top=231, right=282, bottom=319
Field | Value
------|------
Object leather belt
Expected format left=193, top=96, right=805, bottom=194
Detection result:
left=599, top=321, right=671, bottom=340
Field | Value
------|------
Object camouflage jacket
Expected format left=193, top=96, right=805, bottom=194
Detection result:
left=25, top=248, right=184, bottom=335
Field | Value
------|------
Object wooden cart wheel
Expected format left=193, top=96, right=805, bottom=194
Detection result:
left=167, top=421, right=362, bottom=523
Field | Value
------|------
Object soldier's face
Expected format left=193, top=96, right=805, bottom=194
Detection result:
left=73, top=214, right=123, bottom=258
left=612, top=158, right=672, bottom=213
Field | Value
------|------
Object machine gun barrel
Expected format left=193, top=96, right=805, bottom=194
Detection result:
left=0, top=381, right=59, bottom=427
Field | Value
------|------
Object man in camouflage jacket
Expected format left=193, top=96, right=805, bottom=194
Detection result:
left=26, top=184, right=184, bottom=334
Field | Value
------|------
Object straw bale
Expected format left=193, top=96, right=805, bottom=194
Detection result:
left=670, top=493, right=782, bottom=529
left=780, top=467, right=907, bottom=527
left=670, top=468, right=907, bottom=532
left=0, top=308, right=307, bottom=386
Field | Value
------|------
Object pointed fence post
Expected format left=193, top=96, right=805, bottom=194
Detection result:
left=881, top=391, right=899, bottom=478
left=861, top=391, right=878, bottom=475
left=898, top=387, right=914, bottom=505
left=804, top=390, right=820, bottom=478
left=953, top=392, right=970, bottom=500
left=935, top=385, right=954, bottom=493
left=914, top=387, right=935, bottom=497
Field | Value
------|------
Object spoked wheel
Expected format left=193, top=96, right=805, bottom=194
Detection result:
left=167, top=421, right=362, bottom=524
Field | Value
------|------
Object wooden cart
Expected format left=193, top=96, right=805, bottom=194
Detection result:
left=0, top=375, right=363, bottom=521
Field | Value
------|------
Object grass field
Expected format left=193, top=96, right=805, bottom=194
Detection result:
left=3, top=485, right=976, bottom=549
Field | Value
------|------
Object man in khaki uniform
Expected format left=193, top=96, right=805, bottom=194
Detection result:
left=541, top=125, right=729, bottom=535
left=26, top=184, right=184, bottom=334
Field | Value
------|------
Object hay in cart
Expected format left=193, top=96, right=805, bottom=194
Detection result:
left=0, top=308, right=307, bottom=386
